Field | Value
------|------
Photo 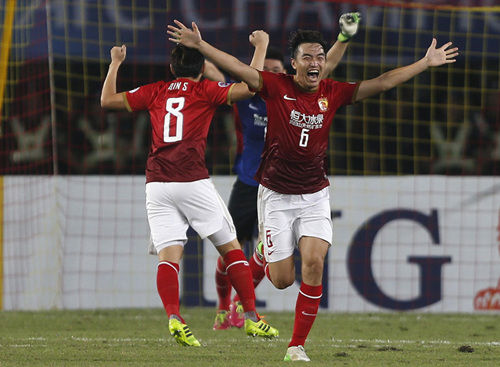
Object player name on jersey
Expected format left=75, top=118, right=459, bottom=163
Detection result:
left=168, top=81, right=189, bottom=91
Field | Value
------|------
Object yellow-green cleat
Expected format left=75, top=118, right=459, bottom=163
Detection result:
left=213, top=310, right=231, bottom=330
left=244, top=318, right=279, bottom=338
left=229, top=301, right=245, bottom=328
left=254, top=241, right=264, bottom=261
left=168, top=318, right=201, bottom=346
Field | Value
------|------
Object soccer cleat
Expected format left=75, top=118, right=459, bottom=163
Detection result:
left=168, top=318, right=201, bottom=346
left=244, top=318, right=279, bottom=338
left=229, top=301, right=245, bottom=328
left=284, top=345, right=311, bottom=362
left=254, top=241, right=264, bottom=261
left=212, top=310, right=231, bottom=330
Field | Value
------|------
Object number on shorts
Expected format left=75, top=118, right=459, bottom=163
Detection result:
left=299, top=128, right=310, bottom=147
left=266, top=230, right=274, bottom=248
left=164, top=97, right=185, bottom=142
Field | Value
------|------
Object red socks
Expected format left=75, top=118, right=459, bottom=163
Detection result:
left=289, top=282, right=322, bottom=347
left=159, top=250, right=258, bottom=319
left=250, top=250, right=265, bottom=288
left=233, top=251, right=265, bottom=303
left=157, top=261, right=184, bottom=322
left=223, top=249, right=256, bottom=312
left=215, top=256, right=232, bottom=311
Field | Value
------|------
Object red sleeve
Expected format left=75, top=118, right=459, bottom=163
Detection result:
left=124, top=81, right=162, bottom=111
left=329, top=81, right=360, bottom=108
left=256, top=71, right=281, bottom=100
left=202, top=80, right=234, bottom=106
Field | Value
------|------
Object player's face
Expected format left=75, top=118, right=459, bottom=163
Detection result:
left=264, top=59, right=285, bottom=74
left=291, top=43, right=326, bottom=91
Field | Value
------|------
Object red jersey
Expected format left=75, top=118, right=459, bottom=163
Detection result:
left=124, top=78, right=234, bottom=183
left=255, top=71, right=359, bottom=194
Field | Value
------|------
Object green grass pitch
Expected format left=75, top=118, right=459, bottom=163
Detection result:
left=1, top=308, right=499, bottom=366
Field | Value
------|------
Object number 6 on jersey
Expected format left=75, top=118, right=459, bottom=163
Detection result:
left=299, top=128, right=310, bottom=147
left=164, top=97, right=185, bottom=142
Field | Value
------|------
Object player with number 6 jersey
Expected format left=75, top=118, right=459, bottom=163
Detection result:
left=256, top=72, right=358, bottom=194
left=168, top=16, right=458, bottom=361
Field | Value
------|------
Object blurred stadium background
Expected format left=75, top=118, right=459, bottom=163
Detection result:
left=0, top=0, right=499, bottom=313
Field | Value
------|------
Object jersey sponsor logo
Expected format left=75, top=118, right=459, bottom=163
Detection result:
left=318, top=97, right=329, bottom=112
left=283, top=94, right=296, bottom=101
left=253, top=113, right=267, bottom=127
left=129, top=87, right=140, bottom=93
left=289, top=109, right=324, bottom=130
left=218, top=82, right=231, bottom=88
left=267, top=250, right=275, bottom=256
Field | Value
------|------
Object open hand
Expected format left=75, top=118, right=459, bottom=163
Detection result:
left=167, top=20, right=202, bottom=49
left=249, top=30, right=269, bottom=48
left=425, top=38, right=459, bottom=67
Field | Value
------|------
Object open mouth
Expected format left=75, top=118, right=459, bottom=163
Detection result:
left=306, top=70, right=320, bottom=82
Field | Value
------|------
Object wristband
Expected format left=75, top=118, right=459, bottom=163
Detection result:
left=337, top=32, right=350, bottom=43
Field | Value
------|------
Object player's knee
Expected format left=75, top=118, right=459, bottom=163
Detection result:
left=271, top=275, right=295, bottom=289
left=302, top=258, right=324, bottom=277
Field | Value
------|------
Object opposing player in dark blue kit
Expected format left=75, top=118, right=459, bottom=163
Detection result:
left=213, top=48, right=287, bottom=329
left=212, top=15, right=362, bottom=330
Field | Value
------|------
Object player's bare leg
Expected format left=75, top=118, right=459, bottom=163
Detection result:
left=265, top=237, right=328, bottom=360
left=266, top=255, right=296, bottom=289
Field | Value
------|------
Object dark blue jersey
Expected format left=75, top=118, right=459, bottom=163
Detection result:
left=233, top=94, right=267, bottom=187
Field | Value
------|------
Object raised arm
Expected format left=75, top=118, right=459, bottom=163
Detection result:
left=248, top=30, right=269, bottom=71
left=201, top=30, right=269, bottom=84
left=167, top=20, right=262, bottom=91
left=355, top=38, right=459, bottom=102
left=203, top=60, right=225, bottom=82
left=323, top=41, right=348, bottom=78
left=101, top=45, right=127, bottom=109
left=228, top=30, right=269, bottom=102
left=323, top=12, right=361, bottom=77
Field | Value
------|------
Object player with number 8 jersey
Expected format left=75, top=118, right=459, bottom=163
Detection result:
left=101, top=32, right=279, bottom=348
left=124, top=79, right=233, bottom=183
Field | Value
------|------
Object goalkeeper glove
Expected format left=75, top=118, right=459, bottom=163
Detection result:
left=338, top=12, right=361, bottom=43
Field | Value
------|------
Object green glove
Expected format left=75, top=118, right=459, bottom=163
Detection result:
left=338, top=12, right=361, bottom=43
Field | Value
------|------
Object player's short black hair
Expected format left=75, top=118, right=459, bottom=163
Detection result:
left=170, top=45, right=205, bottom=78
left=288, top=29, right=328, bottom=59
left=265, top=47, right=284, bottom=63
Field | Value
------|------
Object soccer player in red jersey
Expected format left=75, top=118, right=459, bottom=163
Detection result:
left=168, top=18, right=458, bottom=360
left=212, top=14, right=361, bottom=331
left=101, top=31, right=279, bottom=346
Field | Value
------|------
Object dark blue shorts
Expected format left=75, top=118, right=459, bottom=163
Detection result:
left=227, top=178, right=258, bottom=244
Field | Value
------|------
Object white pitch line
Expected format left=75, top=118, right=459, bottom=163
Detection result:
left=3, top=336, right=498, bottom=349
left=331, top=338, right=500, bottom=347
